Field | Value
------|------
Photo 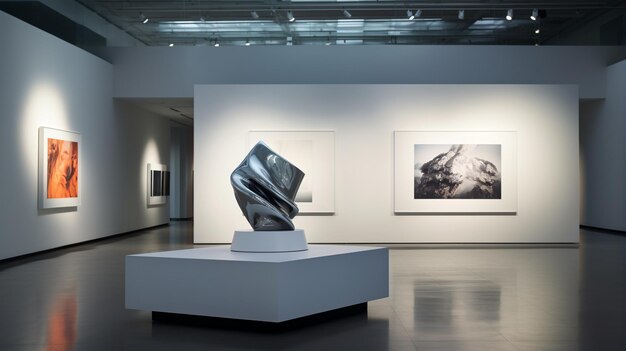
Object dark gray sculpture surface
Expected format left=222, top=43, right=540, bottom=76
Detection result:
left=231, top=141, right=305, bottom=231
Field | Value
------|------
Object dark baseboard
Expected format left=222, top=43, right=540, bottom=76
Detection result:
left=152, top=302, right=367, bottom=332
left=0, top=222, right=170, bottom=264
left=170, top=217, right=193, bottom=221
left=580, top=225, right=626, bottom=237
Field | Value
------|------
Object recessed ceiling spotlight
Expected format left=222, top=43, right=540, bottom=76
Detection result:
left=245, top=39, right=251, bottom=46
left=407, top=10, right=415, bottom=20
left=287, top=11, right=295, bottom=22
left=214, top=40, right=220, bottom=47
left=343, top=9, right=352, bottom=18
left=535, top=28, right=540, bottom=34
left=458, top=10, right=465, bottom=20
left=140, top=13, right=149, bottom=24
left=506, top=9, right=513, bottom=21
left=251, top=11, right=259, bottom=19
left=169, top=43, right=174, bottom=47
left=531, top=9, right=538, bottom=21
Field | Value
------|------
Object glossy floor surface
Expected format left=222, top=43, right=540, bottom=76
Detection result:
left=0, top=223, right=624, bottom=351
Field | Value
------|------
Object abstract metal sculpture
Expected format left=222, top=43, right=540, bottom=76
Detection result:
left=231, top=141, right=305, bottom=231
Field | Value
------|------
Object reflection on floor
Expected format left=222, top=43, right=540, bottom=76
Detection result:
left=0, top=222, right=625, bottom=351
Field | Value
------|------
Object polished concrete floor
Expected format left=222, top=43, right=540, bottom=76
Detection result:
left=0, top=223, right=624, bottom=351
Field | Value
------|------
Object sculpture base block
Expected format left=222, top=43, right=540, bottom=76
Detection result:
left=126, top=245, right=389, bottom=322
left=152, top=303, right=367, bottom=331
left=231, top=229, right=308, bottom=252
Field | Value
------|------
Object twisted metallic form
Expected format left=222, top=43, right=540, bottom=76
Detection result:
left=231, top=141, right=305, bottom=231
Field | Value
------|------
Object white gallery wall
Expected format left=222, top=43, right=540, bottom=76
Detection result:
left=0, top=11, right=170, bottom=260
left=580, top=60, right=626, bottom=232
left=195, top=84, right=579, bottom=244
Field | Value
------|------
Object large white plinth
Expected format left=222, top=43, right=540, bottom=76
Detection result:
left=126, top=245, right=388, bottom=323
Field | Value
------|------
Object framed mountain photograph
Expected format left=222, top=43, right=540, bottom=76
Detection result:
left=394, top=131, right=517, bottom=214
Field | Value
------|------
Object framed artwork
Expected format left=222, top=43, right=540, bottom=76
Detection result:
left=249, top=131, right=335, bottom=214
left=39, top=127, right=81, bottom=209
left=148, top=163, right=170, bottom=206
left=394, top=131, right=517, bottom=214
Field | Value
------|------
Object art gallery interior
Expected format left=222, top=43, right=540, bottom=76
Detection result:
left=1, top=1, right=626, bottom=350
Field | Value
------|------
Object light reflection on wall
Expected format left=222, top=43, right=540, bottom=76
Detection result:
left=21, top=81, right=70, bottom=181
left=20, top=80, right=77, bottom=232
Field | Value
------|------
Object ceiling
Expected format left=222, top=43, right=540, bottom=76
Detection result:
left=77, top=1, right=626, bottom=46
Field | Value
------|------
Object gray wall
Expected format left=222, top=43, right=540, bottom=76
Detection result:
left=580, top=60, right=626, bottom=232
left=106, top=45, right=624, bottom=99
left=0, top=11, right=169, bottom=260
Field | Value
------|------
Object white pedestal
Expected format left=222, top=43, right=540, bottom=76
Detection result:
left=231, top=229, right=308, bottom=252
left=125, top=245, right=388, bottom=323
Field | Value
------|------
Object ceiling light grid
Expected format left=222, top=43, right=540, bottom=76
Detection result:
left=76, top=0, right=618, bottom=46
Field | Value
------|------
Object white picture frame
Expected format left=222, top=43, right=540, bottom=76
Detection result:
left=39, top=127, right=81, bottom=209
left=394, top=131, right=517, bottom=214
left=249, top=131, right=335, bottom=214
left=148, top=163, right=169, bottom=206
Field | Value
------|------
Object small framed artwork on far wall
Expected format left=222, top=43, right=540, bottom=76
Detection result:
left=148, top=163, right=170, bottom=206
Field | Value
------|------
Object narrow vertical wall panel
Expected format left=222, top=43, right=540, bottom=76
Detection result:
left=580, top=60, right=626, bottom=231
left=169, top=125, right=194, bottom=219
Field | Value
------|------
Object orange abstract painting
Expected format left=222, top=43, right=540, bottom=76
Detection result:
left=47, top=138, right=79, bottom=199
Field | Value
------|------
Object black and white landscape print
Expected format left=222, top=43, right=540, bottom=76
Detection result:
left=414, top=144, right=501, bottom=199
